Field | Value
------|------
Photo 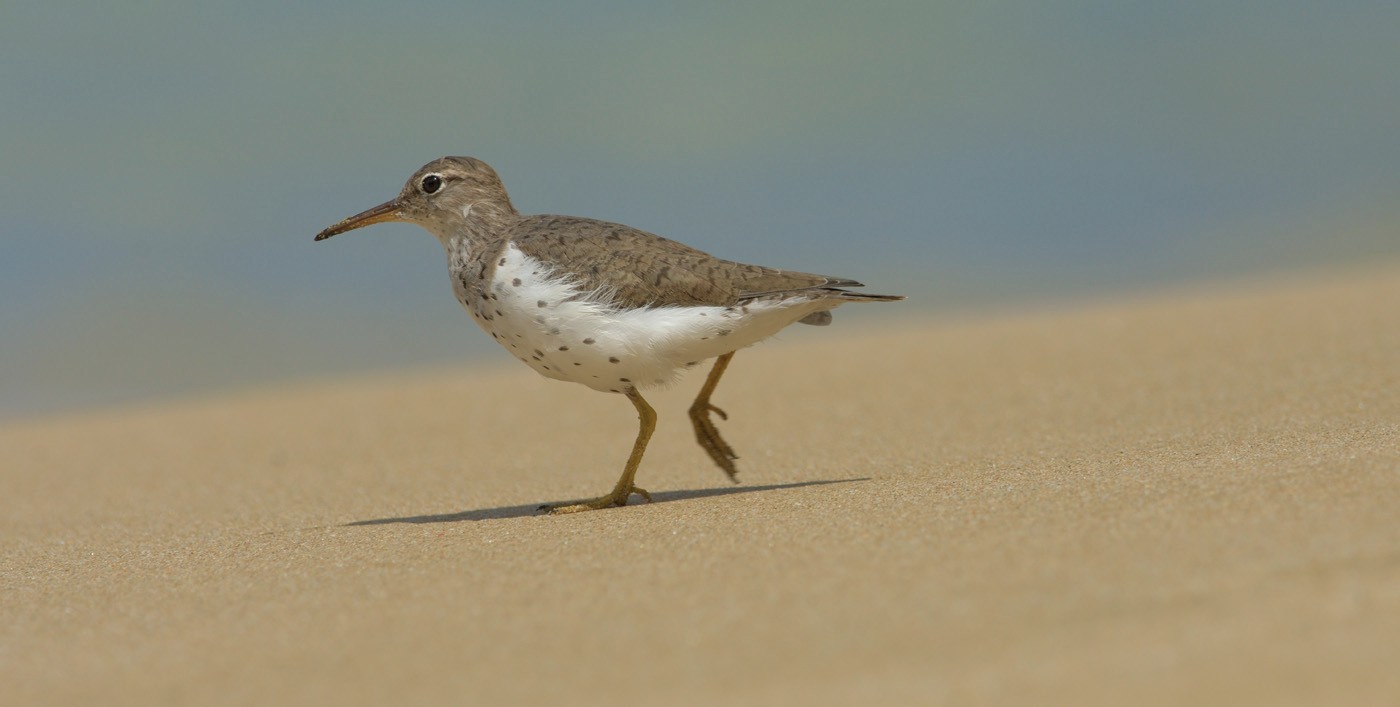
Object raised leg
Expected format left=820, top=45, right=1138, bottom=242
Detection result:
left=690, top=351, right=740, bottom=482
left=543, top=389, right=657, bottom=514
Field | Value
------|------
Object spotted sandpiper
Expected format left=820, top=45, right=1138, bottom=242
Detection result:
left=316, top=156, right=902, bottom=513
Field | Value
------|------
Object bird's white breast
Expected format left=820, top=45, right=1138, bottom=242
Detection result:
left=451, top=242, right=833, bottom=393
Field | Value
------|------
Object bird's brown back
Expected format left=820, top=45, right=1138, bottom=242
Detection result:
left=507, top=215, right=869, bottom=309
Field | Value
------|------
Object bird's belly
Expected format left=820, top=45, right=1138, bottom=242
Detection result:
left=454, top=243, right=833, bottom=393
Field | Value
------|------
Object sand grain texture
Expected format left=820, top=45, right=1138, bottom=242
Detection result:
left=3, top=265, right=1399, bottom=706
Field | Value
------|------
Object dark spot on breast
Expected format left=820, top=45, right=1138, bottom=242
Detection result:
left=512, top=278, right=521, bottom=286
left=542, top=365, right=550, bottom=370
left=558, top=345, right=569, bottom=351
left=533, top=349, right=544, bottom=357
left=537, top=300, right=547, bottom=308
left=573, top=362, right=582, bottom=366
left=608, top=357, right=620, bottom=363
left=499, top=257, right=507, bottom=266
left=609, top=388, right=621, bottom=393
left=495, top=310, right=503, bottom=316
left=583, top=338, right=595, bottom=345
left=718, top=329, right=732, bottom=336
left=619, top=377, right=630, bottom=383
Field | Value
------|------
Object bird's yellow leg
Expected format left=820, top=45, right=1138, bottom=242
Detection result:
left=689, top=351, right=740, bottom=482
left=545, top=389, right=657, bottom=514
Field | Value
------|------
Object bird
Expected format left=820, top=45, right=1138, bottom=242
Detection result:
left=316, top=156, right=902, bottom=514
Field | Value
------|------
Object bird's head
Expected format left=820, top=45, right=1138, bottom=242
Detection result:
left=315, top=156, right=517, bottom=242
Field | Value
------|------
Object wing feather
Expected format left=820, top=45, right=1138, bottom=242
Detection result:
left=507, top=216, right=860, bottom=309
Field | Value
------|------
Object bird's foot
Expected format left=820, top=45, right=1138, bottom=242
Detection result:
left=689, top=401, right=740, bottom=482
left=539, top=485, right=653, bottom=515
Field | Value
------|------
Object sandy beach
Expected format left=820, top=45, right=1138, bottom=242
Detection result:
left=3, top=264, right=1398, bottom=706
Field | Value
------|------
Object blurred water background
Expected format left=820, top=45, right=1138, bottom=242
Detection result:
left=3, top=2, right=1397, bottom=417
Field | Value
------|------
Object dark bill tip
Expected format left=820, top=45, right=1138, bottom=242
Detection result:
left=314, top=199, right=404, bottom=242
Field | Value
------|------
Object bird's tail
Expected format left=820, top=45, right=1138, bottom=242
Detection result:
left=797, top=290, right=904, bottom=325
left=833, top=292, right=904, bottom=302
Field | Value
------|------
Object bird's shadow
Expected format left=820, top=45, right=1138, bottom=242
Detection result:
left=346, top=477, right=869, bottom=526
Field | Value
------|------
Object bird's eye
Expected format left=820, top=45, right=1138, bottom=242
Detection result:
left=420, top=174, right=443, bottom=194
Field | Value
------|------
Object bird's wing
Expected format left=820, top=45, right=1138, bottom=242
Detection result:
left=508, top=215, right=860, bottom=309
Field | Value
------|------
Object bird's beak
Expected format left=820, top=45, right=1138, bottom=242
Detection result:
left=314, top=198, right=405, bottom=241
